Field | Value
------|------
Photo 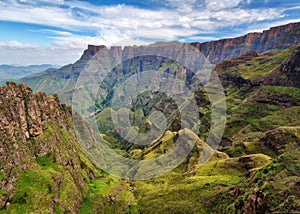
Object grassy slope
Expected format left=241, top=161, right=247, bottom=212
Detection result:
left=76, top=45, right=300, bottom=213
left=131, top=45, right=300, bottom=213
left=1, top=120, right=101, bottom=213
left=1, top=45, right=300, bottom=213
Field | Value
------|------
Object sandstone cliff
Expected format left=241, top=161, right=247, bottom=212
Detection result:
left=80, top=22, right=300, bottom=64
left=192, top=22, right=300, bottom=64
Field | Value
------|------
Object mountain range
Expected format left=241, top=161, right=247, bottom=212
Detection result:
left=0, top=64, right=58, bottom=84
left=0, top=22, right=299, bottom=213
left=19, top=22, right=300, bottom=105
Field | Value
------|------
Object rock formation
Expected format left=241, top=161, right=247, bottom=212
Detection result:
left=0, top=82, right=98, bottom=213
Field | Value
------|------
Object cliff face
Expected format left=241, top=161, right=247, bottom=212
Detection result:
left=76, top=22, right=300, bottom=64
left=78, top=23, right=300, bottom=64
left=0, top=82, right=69, bottom=142
left=0, top=82, right=98, bottom=213
left=21, top=22, right=300, bottom=102
left=80, top=45, right=107, bottom=60
left=192, top=22, right=300, bottom=64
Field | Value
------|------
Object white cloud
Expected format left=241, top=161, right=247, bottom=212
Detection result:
left=0, top=41, right=79, bottom=65
left=165, top=0, right=197, bottom=13
left=205, top=0, right=242, bottom=10
left=17, top=0, right=65, bottom=5
left=0, top=41, right=39, bottom=49
left=240, top=18, right=300, bottom=35
left=0, top=0, right=283, bottom=36
left=0, top=0, right=297, bottom=65
left=29, top=29, right=73, bottom=36
left=187, top=35, right=220, bottom=41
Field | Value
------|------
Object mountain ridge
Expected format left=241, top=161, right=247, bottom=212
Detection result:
left=0, top=42, right=299, bottom=213
left=19, top=22, right=300, bottom=102
left=0, top=82, right=100, bottom=212
left=80, top=22, right=300, bottom=64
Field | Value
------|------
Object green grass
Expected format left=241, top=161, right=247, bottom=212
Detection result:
left=258, top=106, right=300, bottom=129
left=130, top=152, right=273, bottom=213
left=224, top=84, right=300, bottom=142
left=5, top=169, right=60, bottom=213
left=79, top=176, right=136, bottom=214
left=239, top=45, right=297, bottom=80
left=1, top=117, right=101, bottom=213
left=35, top=153, right=58, bottom=169
left=259, top=85, right=300, bottom=101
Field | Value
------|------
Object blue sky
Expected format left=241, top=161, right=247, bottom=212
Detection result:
left=0, top=0, right=299, bottom=65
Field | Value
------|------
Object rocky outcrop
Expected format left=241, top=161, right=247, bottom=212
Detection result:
left=241, top=190, right=268, bottom=214
left=0, top=82, right=98, bottom=212
left=216, top=51, right=259, bottom=71
left=0, top=82, right=70, bottom=143
left=80, top=45, right=107, bottom=60
left=214, top=51, right=259, bottom=87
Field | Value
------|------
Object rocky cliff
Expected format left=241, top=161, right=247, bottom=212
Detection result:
left=0, top=82, right=98, bottom=213
left=192, top=22, right=300, bottom=64
left=1, top=44, right=300, bottom=213
left=20, top=22, right=300, bottom=103
left=79, top=22, right=300, bottom=64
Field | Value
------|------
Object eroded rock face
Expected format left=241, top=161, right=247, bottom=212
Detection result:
left=192, top=22, right=300, bottom=64
left=78, top=23, right=300, bottom=65
left=0, top=82, right=71, bottom=143
left=80, top=45, right=107, bottom=60
left=0, top=82, right=97, bottom=212
left=242, top=190, right=268, bottom=214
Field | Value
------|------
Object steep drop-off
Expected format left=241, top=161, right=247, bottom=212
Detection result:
left=0, top=82, right=99, bottom=213
left=20, top=22, right=300, bottom=101
left=1, top=27, right=300, bottom=213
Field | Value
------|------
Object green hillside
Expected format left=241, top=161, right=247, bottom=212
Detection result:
left=0, top=43, right=299, bottom=213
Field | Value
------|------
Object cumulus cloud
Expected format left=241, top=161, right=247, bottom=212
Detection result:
left=0, top=0, right=298, bottom=64
left=205, top=0, right=242, bottom=10
left=0, top=1, right=284, bottom=38
left=0, top=41, right=39, bottom=50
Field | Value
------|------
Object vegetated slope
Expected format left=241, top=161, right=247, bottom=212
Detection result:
left=84, top=44, right=300, bottom=213
left=0, top=65, right=58, bottom=87
left=133, top=44, right=300, bottom=213
left=193, top=44, right=300, bottom=213
left=1, top=45, right=299, bottom=213
left=0, top=82, right=142, bottom=214
left=0, top=82, right=99, bottom=213
left=20, top=22, right=300, bottom=104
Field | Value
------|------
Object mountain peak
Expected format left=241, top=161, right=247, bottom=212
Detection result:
left=80, top=44, right=107, bottom=60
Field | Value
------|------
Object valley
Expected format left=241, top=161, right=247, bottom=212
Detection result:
left=0, top=22, right=299, bottom=213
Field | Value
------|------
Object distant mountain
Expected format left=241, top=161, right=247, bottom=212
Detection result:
left=79, top=23, right=300, bottom=64
left=1, top=43, right=299, bottom=212
left=0, top=64, right=59, bottom=80
left=192, top=22, right=300, bottom=64
left=21, top=22, right=300, bottom=104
